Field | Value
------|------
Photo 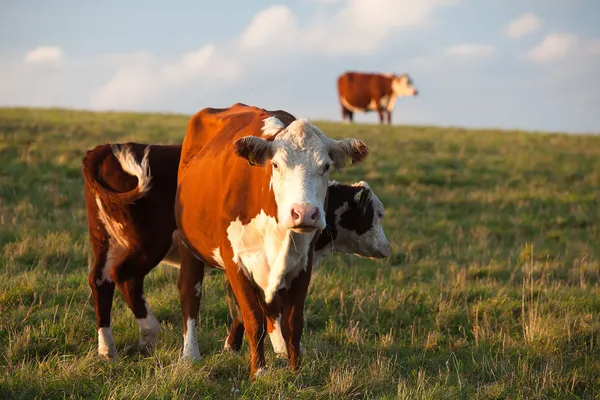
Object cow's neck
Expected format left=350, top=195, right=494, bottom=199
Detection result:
left=227, top=211, right=315, bottom=304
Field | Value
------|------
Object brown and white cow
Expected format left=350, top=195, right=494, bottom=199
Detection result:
left=337, top=71, right=419, bottom=125
left=82, top=141, right=389, bottom=361
left=82, top=143, right=181, bottom=359
left=175, top=103, right=369, bottom=377
left=223, top=180, right=391, bottom=356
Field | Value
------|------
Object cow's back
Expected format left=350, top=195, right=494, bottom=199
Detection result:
left=178, top=103, right=294, bottom=183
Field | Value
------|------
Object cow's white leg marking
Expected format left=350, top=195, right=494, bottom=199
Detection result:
left=194, top=282, right=202, bottom=297
left=182, top=318, right=201, bottom=361
left=136, top=299, right=159, bottom=352
left=98, top=327, right=117, bottom=359
left=269, top=315, right=288, bottom=357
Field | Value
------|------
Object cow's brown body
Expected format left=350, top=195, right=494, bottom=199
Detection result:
left=337, top=71, right=418, bottom=125
left=175, top=103, right=368, bottom=377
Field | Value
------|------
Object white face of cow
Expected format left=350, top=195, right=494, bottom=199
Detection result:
left=392, top=74, right=418, bottom=97
left=234, top=118, right=369, bottom=234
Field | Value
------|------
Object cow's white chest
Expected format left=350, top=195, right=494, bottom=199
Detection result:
left=226, top=210, right=314, bottom=304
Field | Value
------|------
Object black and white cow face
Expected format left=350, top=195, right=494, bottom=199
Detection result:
left=315, top=181, right=392, bottom=262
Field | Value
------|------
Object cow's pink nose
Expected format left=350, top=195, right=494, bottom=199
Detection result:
left=290, top=203, right=321, bottom=226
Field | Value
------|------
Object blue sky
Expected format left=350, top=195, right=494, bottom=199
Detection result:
left=1, top=0, right=599, bottom=133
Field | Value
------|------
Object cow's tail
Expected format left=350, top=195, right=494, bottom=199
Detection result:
left=81, top=143, right=152, bottom=205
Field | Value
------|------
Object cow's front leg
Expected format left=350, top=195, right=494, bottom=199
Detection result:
left=224, top=262, right=267, bottom=379
left=281, top=259, right=313, bottom=371
left=177, top=239, right=205, bottom=361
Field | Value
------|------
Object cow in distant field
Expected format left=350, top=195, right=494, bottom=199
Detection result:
left=337, top=71, right=419, bottom=125
left=82, top=140, right=390, bottom=362
left=175, top=103, right=369, bottom=377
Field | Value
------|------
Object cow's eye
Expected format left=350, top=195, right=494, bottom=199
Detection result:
left=322, top=163, right=331, bottom=174
left=378, top=212, right=384, bottom=219
left=272, top=162, right=279, bottom=170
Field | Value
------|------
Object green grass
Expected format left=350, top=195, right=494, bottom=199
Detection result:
left=1, top=107, right=599, bottom=399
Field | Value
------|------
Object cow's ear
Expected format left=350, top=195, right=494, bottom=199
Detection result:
left=354, top=187, right=371, bottom=214
left=329, top=138, right=369, bottom=169
left=233, top=136, right=272, bottom=166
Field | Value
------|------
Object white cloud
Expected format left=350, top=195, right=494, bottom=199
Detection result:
left=24, top=46, right=64, bottom=64
left=239, top=6, right=299, bottom=49
left=528, top=33, right=578, bottom=62
left=238, top=0, right=458, bottom=55
left=91, top=45, right=240, bottom=109
left=504, top=13, right=542, bottom=39
left=445, top=43, right=495, bottom=58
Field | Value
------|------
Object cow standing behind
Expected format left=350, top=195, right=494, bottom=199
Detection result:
left=175, top=103, right=369, bottom=377
left=337, top=71, right=419, bottom=125
left=82, top=141, right=389, bottom=361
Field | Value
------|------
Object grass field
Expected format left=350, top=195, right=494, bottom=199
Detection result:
left=1, top=107, right=599, bottom=399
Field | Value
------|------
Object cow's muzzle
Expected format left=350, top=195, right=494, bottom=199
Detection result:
left=289, top=203, right=321, bottom=233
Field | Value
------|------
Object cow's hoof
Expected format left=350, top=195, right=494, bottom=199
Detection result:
left=98, top=347, right=117, bottom=360
left=98, top=327, right=117, bottom=360
left=181, top=346, right=201, bottom=362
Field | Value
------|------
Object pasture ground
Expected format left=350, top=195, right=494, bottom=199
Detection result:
left=1, top=108, right=599, bottom=399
